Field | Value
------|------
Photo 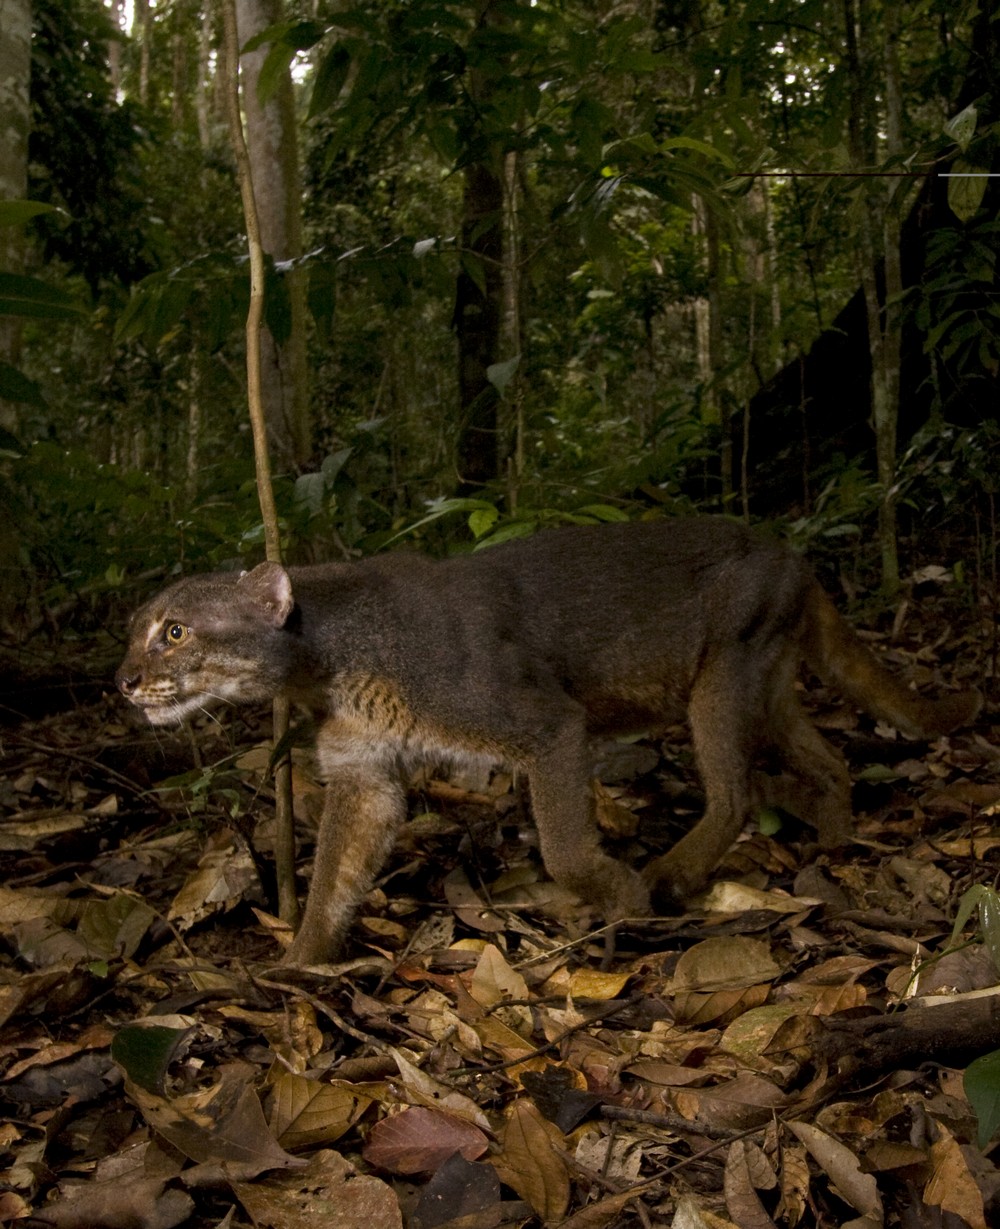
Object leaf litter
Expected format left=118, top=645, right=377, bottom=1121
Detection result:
left=0, top=605, right=998, bottom=1228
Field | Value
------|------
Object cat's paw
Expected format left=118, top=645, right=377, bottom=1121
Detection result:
left=642, top=851, right=702, bottom=913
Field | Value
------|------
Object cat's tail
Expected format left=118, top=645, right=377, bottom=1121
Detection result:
left=801, top=583, right=982, bottom=739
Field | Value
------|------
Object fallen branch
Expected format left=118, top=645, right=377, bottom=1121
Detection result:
left=816, top=993, right=1000, bottom=1081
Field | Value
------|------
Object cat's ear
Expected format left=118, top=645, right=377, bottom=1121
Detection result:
left=238, top=562, right=295, bottom=627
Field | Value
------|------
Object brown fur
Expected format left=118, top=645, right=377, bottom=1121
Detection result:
left=116, top=518, right=981, bottom=964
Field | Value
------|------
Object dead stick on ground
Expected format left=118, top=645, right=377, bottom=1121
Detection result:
left=815, top=994, right=1000, bottom=1081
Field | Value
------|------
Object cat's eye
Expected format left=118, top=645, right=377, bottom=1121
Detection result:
left=165, top=623, right=189, bottom=644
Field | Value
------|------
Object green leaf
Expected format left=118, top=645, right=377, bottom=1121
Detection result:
left=112, top=1023, right=193, bottom=1095
left=659, top=135, right=735, bottom=168
left=950, top=884, right=991, bottom=945
left=459, top=252, right=487, bottom=298
left=0, top=361, right=45, bottom=406
left=0, top=200, right=65, bottom=228
left=473, top=519, right=538, bottom=549
left=979, top=888, right=1000, bottom=975
left=486, top=354, right=520, bottom=397
left=0, top=273, right=86, bottom=319
left=257, top=41, right=296, bottom=104
left=948, top=160, right=988, bottom=223
left=294, top=470, right=326, bottom=518
left=944, top=104, right=978, bottom=152
left=468, top=505, right=499, bottom=538
left=309, top=44, right=352, bottom=117
left=575, top=504, right=629, bottom=523
left=965, top=1049, right=1000, bottom=1148
left=242, top=19, right=327, bottom=54
left=385, top=497, right=496, bottom=545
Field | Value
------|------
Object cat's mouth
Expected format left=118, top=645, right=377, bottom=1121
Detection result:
left=132, top=693, right=214, bottom=726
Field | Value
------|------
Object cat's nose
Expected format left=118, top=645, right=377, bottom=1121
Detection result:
left=116, top=669, right=141, bottom=696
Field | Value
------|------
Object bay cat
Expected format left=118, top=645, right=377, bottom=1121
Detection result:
left=116, top=518, right=981, bottom=964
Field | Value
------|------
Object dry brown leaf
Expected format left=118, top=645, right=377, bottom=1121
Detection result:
left=390, top=1047, right=491, bottom=1130
left=269, top=1073, right=375, bottom=1149
left=719, top=1003, right=805, bottom=1070
left=594, top=780, right=639, bottom=838
left=923, top=1121, right=987, bottom=1229
left=167, top=841, right=257, bottom=929
left=674, top=982, right=771, bottom=1026
left=469, top=944, right=532, bottom=1034
left=490, top=1098, right=570, bottom=1222
left=670, top=1194, right=739, bottom=1228
left=776, top=1141, right=810, bottom=1226
left=442, top=869, right=506, bottom=934
left=557, top=1185, right=652, bottom=1229
left=124, top=1064, right=303, bottom=1178
left=700, top=882, right=820, bottom=915
left=567, top=968, right=632, bottom=999
left=723, top=1139, right=778, bottom=1229
left=409, top=1152, right=500, bottom=1229
left=787, top=1120, right=883, bottom=1227
left=671, top=937, right=781, bottom=993
left=31, top=1176, right=193, bottom=1229
left=362, top=1106, right=489, bottom=1174
left=862, top=1140, right=927, bottom=1172
left=232, top=1147, right=402, bottom=1229
left=673, top=1073, right=790, bottom=1132
left=5, top=1023, right=114, bottom=1080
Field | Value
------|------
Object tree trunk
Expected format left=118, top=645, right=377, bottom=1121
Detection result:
left=195, top=5, right=212, bottom=148
left=235, top=0, right=311, bottom=474
left=502, top=150, right=523, bottom=509
left=844, top=0, right=900, bottom=593
left=453, top=0, right=506, bottom=495
left=454, top=160, right=504, bottom=493
left=0, top=0, right=32, bottom=436
left=693, top=196, right=727, bottom=499
left=136, top=0, right=151, bottom=108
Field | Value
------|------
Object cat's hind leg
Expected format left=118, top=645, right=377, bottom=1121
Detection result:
left=517, top=692, right=651, bottom=922
left=644, top=648, right=767, bottom=907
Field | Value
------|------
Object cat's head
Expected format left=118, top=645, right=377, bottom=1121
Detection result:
left=116, top=562, right=294, bottom=725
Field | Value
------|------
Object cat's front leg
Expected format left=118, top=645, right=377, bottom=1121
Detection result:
left=284, top=757, right=406, bottom=966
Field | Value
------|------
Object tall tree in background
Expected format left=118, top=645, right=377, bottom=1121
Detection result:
left=453, top=0, right=506, bottom=492
left=0, top=0, right=32, bottom=434
left=844, top=0, right=903, bottom=593
left=236, top=0, right=311, bottom=473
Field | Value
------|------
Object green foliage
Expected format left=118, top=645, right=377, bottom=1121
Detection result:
left=952, top=885, right=1000, bottom=1149
left=0, top=272, right=88, bottom=322
left=389, top=494, right=633, bottom=553
left=917, top=216, right=1000, bottom=383
left=112, top=1023, right=191, bottom=1095
left=8, top=0, right=998, bottom=624
left=965, top=1051, right=1000, bottom=1150
left=950, top=884, right=1000, bottom=975
left=29, top=0, right=155, bottom=292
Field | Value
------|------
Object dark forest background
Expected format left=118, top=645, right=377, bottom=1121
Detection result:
left=1, top=0, right=998, bottom=684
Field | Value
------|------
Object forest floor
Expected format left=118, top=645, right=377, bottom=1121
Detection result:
left=1, top=588, right=999, bottom=1229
